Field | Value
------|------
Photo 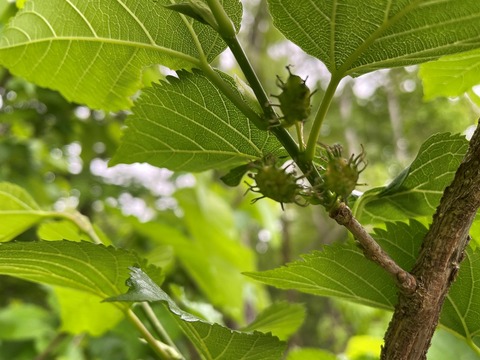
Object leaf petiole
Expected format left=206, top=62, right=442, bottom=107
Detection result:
left=305, top=76, right=341, bottom=162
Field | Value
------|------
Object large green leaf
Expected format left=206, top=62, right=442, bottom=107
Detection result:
left=353, top=133, right=468, bottom=224
left=247, top=221, right=480, bottom=350
left=246, top=244, right=396, bottom=309
left=108, top=267, right=286, bottom=360
left=267, top=0, right=480, bottom=77
left=0, top=0, right=242, bottom=111
left=111, top=69, right=283, bottom=171
left=0, top=240, right=159, bottom=300
left=420, top=49, right=480, bottom=100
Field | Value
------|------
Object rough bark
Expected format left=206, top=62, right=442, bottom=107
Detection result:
left=381, top=122, right=480, bottom=359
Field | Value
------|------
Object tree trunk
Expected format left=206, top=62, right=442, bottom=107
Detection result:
left=381, top=121, right=480, bottom=359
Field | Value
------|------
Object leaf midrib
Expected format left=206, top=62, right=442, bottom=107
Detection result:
left=0, top=36, right=200, bottom=66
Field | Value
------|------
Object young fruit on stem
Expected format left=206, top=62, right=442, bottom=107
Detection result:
left=270, top=66, right=316, bottom=149
left=321, top=144, right=367, bottom=203
left=246, top=155, right=309, bottom=210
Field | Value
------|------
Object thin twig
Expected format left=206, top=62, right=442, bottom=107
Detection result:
left=329, top=202, right=417, bottom=294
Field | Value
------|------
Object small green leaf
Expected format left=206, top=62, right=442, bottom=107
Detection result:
left=0, top=0, right=242, bottom=110
left=242, top=302, right=306, bottom=341
left=0, top=182, right=46, bottom=242
left=108, top=267, right=286, bottom=360
left=112, top=69, right=283, bottom=172
left=353, top=133, right=468, bottom=224
left=267, top=0, right=480, bottom=77
left=0, top=241, right=161, bottom=300
left=220, top=163, right=251, bottom=187
left=38, top=220, right=90, bottom=242
left=0, top=182, right=111, bottom=245
left=420, top=49, right=480, bottom=100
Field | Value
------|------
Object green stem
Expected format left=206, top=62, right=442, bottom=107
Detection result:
left=140, top=303, right=181, bottom=355
left=305, top=76, right=341, bottom=162
left=127, top=309, right=183, bottom=360
left=218, top=32, right=301, bottom=158
left=205, top=0, right=236, bottom=38
left=204, top=1, right=326, bottom=184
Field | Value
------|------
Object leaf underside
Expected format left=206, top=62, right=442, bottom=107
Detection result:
left=353, top=133, right=468, bottom=224
left=0, top=0, right=242, bottom=110
left=111, top=70, right=283, bottom=172
left=267, top=0, right=480, bottom=77
left=420, top=48, right=480, bottom=100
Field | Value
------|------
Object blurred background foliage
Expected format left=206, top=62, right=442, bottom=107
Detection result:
left=0, top=0, right=479, bottom=359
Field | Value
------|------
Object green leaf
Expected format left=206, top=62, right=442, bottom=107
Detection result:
left=54, top=287, right=124, bottom=336
left=0, top=240, right=160, bottom=300
left=353, top=133, right=468, bottom=224
left=220, top=163, right=251, bottom=186
left=245, top=243, right=397, bottom=311
left=0, top=182, right=112, bottom=245
left=112, top=69, right=282, bottom=172
left=0, top=0, right=242, bottom=111
left=345, top=335, right=383, bottom=360
left=108, top=267, right=286, bottom=360
left=287, top=348, right=337, bottom=360
left=429, top=329, right=480, bottom=360
left=38, top=220, right=90, bottom=242
left=420, top=49, right=480, bottom=100
left=245, top=221, right=425, bottom=310
left=267, top=0, right=480, bottom=77
left=441, top=247, right=480, bottom=348
left=247, top=220, right=480, bottom=348
left=242, top=302, right=306, bottom=341
left=0, top=182, right=46, bottom=242
left=0, top=302, right=54, bottom=340
left=170, top=284, right=223, bottom=324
